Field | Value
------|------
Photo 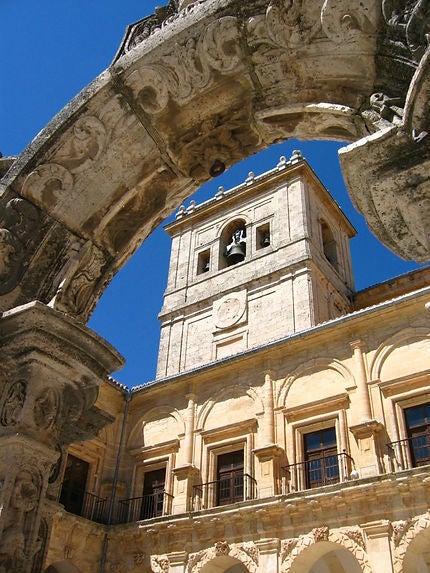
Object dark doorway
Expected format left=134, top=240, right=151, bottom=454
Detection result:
left=216, top=450, right=244, bottom=506
left=141, top=467, right=166, bottom=519
left=59, top=454, right=89, bottom=516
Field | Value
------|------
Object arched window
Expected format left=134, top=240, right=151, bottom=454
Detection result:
left=321, top=220, right=339, bottom=272
left=219, top=219, right=247, bottom=270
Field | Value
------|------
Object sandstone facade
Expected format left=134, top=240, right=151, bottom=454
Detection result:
left=44, top=156, right=430, bottom=573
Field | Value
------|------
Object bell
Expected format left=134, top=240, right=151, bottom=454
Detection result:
left=226, top=243, right=246, bottom=265
left=261, top=232, right=270, bottom=248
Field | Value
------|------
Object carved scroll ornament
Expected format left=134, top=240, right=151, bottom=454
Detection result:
left=382, top=0, right=430, bottom=60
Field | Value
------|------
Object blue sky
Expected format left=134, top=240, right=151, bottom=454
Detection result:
left=1, top=2, right=424, bottom=387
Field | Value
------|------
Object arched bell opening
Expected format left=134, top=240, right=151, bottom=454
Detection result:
left=219, top=219, right=248, bottom=270
left=289, top=541, right=364, bottom=573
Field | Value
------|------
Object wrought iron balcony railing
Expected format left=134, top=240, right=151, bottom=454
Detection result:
left=115, top=491, right=174, bottom=524
left=60, top=488, right=108, bottom=523
left=282, top=450, right=355, bottom=493
left=192, top=472, right=257, bottom=511
left=386, top=433, right=430, bottom=471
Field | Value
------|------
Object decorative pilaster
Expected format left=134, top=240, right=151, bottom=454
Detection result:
left=361, top=520, right=394, bottom=573
left=253, top=371, right=283, bottom=497
left=349, top=340, right=383, bottom=478
left=0, top=302, right=123, bottom=572
left=254, top=538, right=280, bottom=572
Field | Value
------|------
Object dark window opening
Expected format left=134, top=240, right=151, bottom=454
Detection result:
left=216, top=450, right=244, bottom=505
left=141, top=467, right=166, bottom=519
left=321, top=221, right=339, bottom=272
left=304, top=427, right=339, bottom=488
left=405, top=402, right=430, bottom=467
left=59, top=454, right=89, bottom=516
left=256, top=223, right=270, bottom=250
left=197, top=249, right=210, bottom=275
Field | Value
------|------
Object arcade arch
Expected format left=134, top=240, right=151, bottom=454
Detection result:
left=200, top=556, right=249, bottom=573
left=289, top=542, right=364, bottom=573
left=402, top=526, right=430, bottom=573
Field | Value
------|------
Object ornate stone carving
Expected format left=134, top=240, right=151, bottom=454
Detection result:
left=22, top=163, right=74, bottom=207
left=280, top=538, right=298, bottom=562
left=382, top=0, right=430, bottom=61
left=187, top=549, right=206, bottom=572
left=265, top=0, right=322, bottom=48
left=0, top=197, right=42, bottom=296
left=46, top=115, right=107, bottom=174
left=392, top=518, right=414, bottom=547
left=53, top=242, right=107, bottom=321
left=0, top=380, right=26, bottom=426
left=362, top=92, right=405, bottom=131
left=313, top=525, right=329, bottom=542
left=214, top=540, right=230, bottom=556
left=134, top=552, right=145, bottom=566
left=33, top=388, right=58, bottom=430
left=150, top=555, right=170, bottom=572
left=321, top=0, right=379, bottom=44
left=343, top=528, right=366, bottom=550
left=115, top=1, right=208, bottom=58
left=239, top=542, right=259, bottom=566
left=125, top=16, right=242, bottom=116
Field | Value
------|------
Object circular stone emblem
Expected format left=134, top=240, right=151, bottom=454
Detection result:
left=216, top=297, right=243, bottom=328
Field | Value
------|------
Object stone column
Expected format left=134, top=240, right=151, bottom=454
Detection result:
left=361, top=521, right=394, bottom=573
left=166, top=551, right=188, bottom=573
left=253, top=371, right=282, bottom=498
left=0, top=302, right=123, bottom=573
left=183, top=393, right=196, bottom=466
left=254, top=538, right=280, bottom=572
left=349, top=340, right=383, bottom=478
left=350, top=340, right=372, bottom=421
left=172, top=393, right=200, bottom=513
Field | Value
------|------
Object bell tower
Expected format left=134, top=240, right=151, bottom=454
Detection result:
left=156, top=151, right=356, bottom=378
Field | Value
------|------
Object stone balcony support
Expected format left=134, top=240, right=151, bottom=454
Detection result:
left=0, top=302, right=123, bottom=573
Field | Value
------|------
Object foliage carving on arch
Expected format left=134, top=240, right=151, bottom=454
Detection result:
left=277, top=358, right=355, bottom=409
left=187, top=540, right=258, bottom=572
left=369, top=327, right=430, bottom=382
left=196, top=384, right=263, bottom=431
left=127, top=405, right=185, bottom=449
left=281, top=526, right=373, bottom=573
left=393, top=511, right=430, bottom=573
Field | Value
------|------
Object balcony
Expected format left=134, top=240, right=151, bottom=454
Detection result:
left=387, top=433, right=430, bottom=471
left=59, top=488, right=108, bottom=523
left=192, top=472, right=257, bottom=511
left=282, top=451, right=355, bottom=493
left=115, top=491, right=174, bottom=524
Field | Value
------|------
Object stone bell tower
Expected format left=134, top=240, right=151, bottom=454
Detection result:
left=156, top=151, right=356, bottom=379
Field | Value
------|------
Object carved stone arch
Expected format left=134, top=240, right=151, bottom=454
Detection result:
left=196, top=384, right=263, bottom=431
left=0, top=0, right=428, bottom=317
left=127, top=405, right=185, bottom=449
left=277, top=357, right=355, bottom=408
left=393, top=512, right=430, bottom=573
left=369, top=327, right=430, bottom=382
left=281, top=527, right=373, bottom=573
left=187, top=541, right=257, bottom=573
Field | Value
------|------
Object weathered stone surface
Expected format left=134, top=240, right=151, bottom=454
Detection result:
left=1, top=0, right=428, bottom=321
left=0, top=302, right=123, bottom=572
left=340, top=46, right=430, bottom=263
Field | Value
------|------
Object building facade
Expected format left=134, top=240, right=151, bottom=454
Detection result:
left=43, top=153, right=430, bottom=573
